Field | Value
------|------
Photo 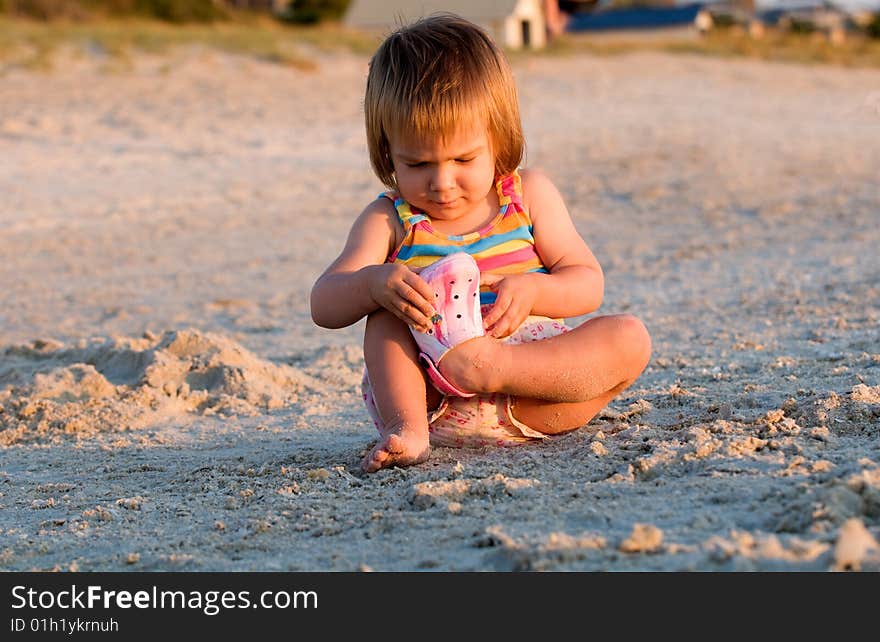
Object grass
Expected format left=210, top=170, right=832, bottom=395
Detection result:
left=541, top=27, right=880, bottom=69
left=0, top=14, right=379, bottom=72
left=1, top=16, right=879, bottom=73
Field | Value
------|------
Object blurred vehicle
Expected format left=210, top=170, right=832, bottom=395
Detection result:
left=565, top=2, right=707, bottom=32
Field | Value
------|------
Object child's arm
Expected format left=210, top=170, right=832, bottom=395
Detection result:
left=310, top=199, right=437, bottom=331
left=481, top=169, right=604, bottom=338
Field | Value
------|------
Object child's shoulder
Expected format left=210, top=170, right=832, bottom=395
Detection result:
left=354, top=191, right=402, bottom=226
left=518, top=167, right=556, bottom=192
left=517, top=168, right=564, bottom=221
left=352, top=193, right=406, bottom=256
left=362, top=191, right=400, bottom=218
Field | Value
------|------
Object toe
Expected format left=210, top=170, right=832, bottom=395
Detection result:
left=361, top=444, right=389, bottom=473
left=360, top=432, right=430, bottom=473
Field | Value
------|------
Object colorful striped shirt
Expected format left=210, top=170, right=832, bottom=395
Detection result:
left=384, top=170, right=548, bottom=306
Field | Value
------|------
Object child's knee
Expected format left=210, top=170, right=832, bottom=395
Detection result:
left=364, top=308, right=420, bottom=358
left=366, top=307, right=396, bottom=325
left=615, top=314, right=651, bottom=372
left=365, top=308, right=409, bottom=337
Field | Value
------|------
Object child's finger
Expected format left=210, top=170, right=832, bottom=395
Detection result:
left=487, top=317, right=507, bottom=338
left=490, top=311, right=520, bottom=339
left=489, top=299, right=528, bottom=338
left=483, top=309, right=502, bottom=330
left=490, top=308, right=514, bottom=337
left=483, top=297, right=510, bottom=330
left=397, top=280, right=435, bottom=318
left=480, top=273, right=503, bottom=289
left=393, top=296, right=431, bottom=330
left=404, top=272, right=438, bottom=315
left=492, top=324, right=513, bottom=339
left=396, top=302, right=430, bottom=331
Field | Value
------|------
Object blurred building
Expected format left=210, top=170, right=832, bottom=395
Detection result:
left=344, top=0, right=550, bottom=49
left=774, top=4, right=852, bottom=42
left=696, top=1, right=859, bottom=43
left=694, top=1, right=758, bottom=34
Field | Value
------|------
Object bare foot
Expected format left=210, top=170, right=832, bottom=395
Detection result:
left=361, top=422, right=430, bottom=473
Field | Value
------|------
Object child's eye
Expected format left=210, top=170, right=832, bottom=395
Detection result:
left=456, top=158, right=474, bottom=164
left=406, top=162, right=427, bottom=168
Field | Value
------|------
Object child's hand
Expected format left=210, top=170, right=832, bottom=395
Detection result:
left=367, top=263, right=436, bottom=333
left=481, top=273, right=539, bottom=338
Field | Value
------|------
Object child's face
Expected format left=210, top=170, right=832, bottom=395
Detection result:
left=389, top=124, right=496, bottom=222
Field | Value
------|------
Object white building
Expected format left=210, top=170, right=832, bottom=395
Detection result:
left=344, top=0, right=549, bottom=50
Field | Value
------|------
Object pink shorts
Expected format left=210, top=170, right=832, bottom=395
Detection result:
left=361, top=316, right=570, bottom=448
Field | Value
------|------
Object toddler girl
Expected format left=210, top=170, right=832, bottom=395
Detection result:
left=310, top=13, right=651, bottom=473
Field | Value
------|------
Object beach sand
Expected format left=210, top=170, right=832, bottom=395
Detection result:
left=1, top=47, right=879, bottom=571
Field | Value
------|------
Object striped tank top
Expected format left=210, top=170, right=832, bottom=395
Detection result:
left=384, top=170, right=548, bottom=306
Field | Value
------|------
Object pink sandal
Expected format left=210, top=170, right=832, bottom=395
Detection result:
left=410, top=252, right=484, bottom=397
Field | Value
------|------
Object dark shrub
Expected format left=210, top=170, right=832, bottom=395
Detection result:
left=280, top=0, right=350, bottom=24
left=711, top=14, right=738, bottom=29
left=786, top=17, right=817, bottom=34
left=131, top=0, right=226, bottom=22
left=867, top=12, right=880, bottom=39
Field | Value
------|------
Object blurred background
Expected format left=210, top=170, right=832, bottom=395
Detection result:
left=1, top=0, right=879, bottom=352
left=1, top=1, right=879, bottom=55
left=3, top=0, right=879, bottom=343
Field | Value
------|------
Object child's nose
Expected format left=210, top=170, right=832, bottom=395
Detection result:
left=429, top=166, right=455, bottom=192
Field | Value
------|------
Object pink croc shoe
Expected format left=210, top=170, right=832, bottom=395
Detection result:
left=410, top=252, right=484, bottom=397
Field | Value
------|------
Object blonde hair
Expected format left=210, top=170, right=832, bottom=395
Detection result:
left=364, top=13, right=525, bottom=188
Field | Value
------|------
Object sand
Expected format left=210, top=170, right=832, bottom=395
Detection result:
left=1, top=46, right=879, bottom=571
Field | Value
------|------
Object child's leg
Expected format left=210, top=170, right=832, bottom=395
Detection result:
left=361, top=308, right=443, bottom=472
left=509, top=385, right=631, bottom=436
left=439, top=314, right=651, bottom=434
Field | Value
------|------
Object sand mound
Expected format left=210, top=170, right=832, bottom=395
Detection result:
left=0, top=329, right=315, bottom=446
left=785, top=385, right=880, bottom=437
left=409, top=474, right=539, bottom=510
